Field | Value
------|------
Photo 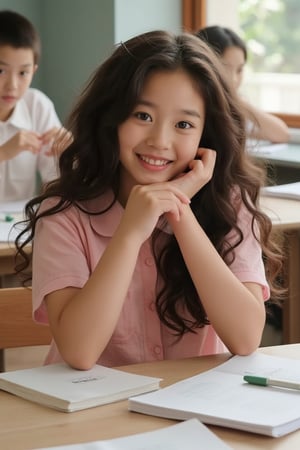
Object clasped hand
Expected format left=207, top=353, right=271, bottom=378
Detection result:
left=169, top=147, right=216, bottom=199
left=119, top=148, right=216, bottom=244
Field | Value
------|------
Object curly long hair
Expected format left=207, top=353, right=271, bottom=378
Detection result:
left=15, top=30, right=283, bottom=336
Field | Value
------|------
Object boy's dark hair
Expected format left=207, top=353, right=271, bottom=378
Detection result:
left=0, top=10, right=41, bottom=63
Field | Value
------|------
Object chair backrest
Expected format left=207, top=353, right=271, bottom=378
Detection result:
left=0, top=287, right=52, bottom=350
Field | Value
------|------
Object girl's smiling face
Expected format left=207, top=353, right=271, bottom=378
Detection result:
left=118, top=69, right=206, bottom=203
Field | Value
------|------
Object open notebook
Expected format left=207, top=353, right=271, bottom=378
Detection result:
left=129, top=352, right=300, bottom=437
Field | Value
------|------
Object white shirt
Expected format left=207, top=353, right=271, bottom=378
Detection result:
left=0, top=88, right=61, bottom=202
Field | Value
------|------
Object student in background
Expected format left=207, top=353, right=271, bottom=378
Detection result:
left=0, top=10, right=69, bottom=202
left=196, top=25, right=290, bottom=143
left=16, top=30, right=283, bottom=370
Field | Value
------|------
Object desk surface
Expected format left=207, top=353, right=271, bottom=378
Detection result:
left=1, top=344, right=300, bottom=450
left=260, top=195, right=300, bottom=229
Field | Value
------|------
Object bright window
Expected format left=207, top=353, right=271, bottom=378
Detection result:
left=239, top=0, right=300, bottom=121
left=182, top=0, right=300, bottom=127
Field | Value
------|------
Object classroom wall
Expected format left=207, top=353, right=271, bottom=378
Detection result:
left=40, top=0, right=115, bottom=121
left=0, top=0, right=181, bottom=122
left=114, top=0, right=181, bottom=42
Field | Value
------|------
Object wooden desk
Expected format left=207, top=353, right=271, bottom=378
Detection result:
left=0, top=243, right=20, bottom=276
left=260, top=196, right=300, bottom=343
left=1, top=344, right=300, bottom=450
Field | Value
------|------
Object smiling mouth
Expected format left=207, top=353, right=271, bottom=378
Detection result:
left=138, top=154, right=171, bottom=166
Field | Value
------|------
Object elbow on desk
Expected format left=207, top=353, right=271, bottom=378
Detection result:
left=65, top=355, right=98, bottom=371
left=263, top=126, right=290, bottom=144
left=59, top=347, right=102, bottom=371
left=226, top=336, right=263, bottom=357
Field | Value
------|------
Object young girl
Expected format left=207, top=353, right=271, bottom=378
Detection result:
left=16, top=30, right=282, bottom=370
left=196, top=26, right=289, bottom=143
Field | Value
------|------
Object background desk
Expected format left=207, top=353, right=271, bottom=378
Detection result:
left=0, top=243, right=20, bottom=276
left=260, top=196, right=300, bottom=343
left=250, top=142, right=300, bottom=184
left=1, top=344, right=300, bottom=450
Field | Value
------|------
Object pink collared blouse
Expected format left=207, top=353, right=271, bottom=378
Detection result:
left=32, top=192, right=269, bottom=367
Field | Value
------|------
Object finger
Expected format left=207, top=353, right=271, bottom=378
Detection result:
left=41, top=127, right=58, bottom=139
left=196, top=147, right=217, bottom=163
left=27, top=137, right=42, bottom=153
left=134, top=184, right=190, bottom=205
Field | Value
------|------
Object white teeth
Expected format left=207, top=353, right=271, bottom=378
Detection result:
left=139, top=155, right=168, bottom=166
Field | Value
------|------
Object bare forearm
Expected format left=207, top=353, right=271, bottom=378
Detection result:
left=242, top=99, right=289, bottom=143
left=168, top=206, right=265, bottom=355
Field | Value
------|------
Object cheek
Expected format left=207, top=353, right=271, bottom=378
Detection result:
left=179, top=137, right=200, bottom=162
left=118, top=124, right=131, bottom=150
left=237, top=74, right=243, bottom=88
left=20, top=78, right=33, bottom=92
left=118, top=122, right=139, bottom=148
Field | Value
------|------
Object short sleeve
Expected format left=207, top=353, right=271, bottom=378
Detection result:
left=32, top=201, right=90, bottom=324
left=225, top=200, right=270, bottom=300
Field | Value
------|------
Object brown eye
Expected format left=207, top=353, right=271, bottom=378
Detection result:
left=177, top=121, right=192, bottom=129
left=134, top=112, right=151, bottom=121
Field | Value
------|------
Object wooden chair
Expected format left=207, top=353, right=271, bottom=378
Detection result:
left=0, top=287, right=52, bottom=372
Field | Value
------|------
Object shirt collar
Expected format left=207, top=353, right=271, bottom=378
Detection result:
left=85, top=192, right=124, bottom=238
left=7, top=97, right=33, bottom=130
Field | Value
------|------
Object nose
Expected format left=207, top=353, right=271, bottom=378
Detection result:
left=146, top=123, right=171, bottom=151
left=5, top=73, right=18, bottom=91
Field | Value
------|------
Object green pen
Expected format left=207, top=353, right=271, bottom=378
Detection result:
left=0, top=214, right=14, bottom=222
left=244, top=375, right=300, bottom=391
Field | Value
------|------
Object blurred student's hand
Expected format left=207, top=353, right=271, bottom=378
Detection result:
left=0, top=130, right=42, bottom=161
left=42, top=127, right=73, bottom=156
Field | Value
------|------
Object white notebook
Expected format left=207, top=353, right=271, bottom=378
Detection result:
left=0, top=363, right=161, bottom=412
left=129, top=352, right=300, bottom=437
left=261, top=182, right=300, bottom=200
left=36, top=419, right=232, bottom=449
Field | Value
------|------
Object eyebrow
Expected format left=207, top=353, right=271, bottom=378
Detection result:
left=136, top=99, right=202, bottom=119
left=0, top=60, right=33, bottom=67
